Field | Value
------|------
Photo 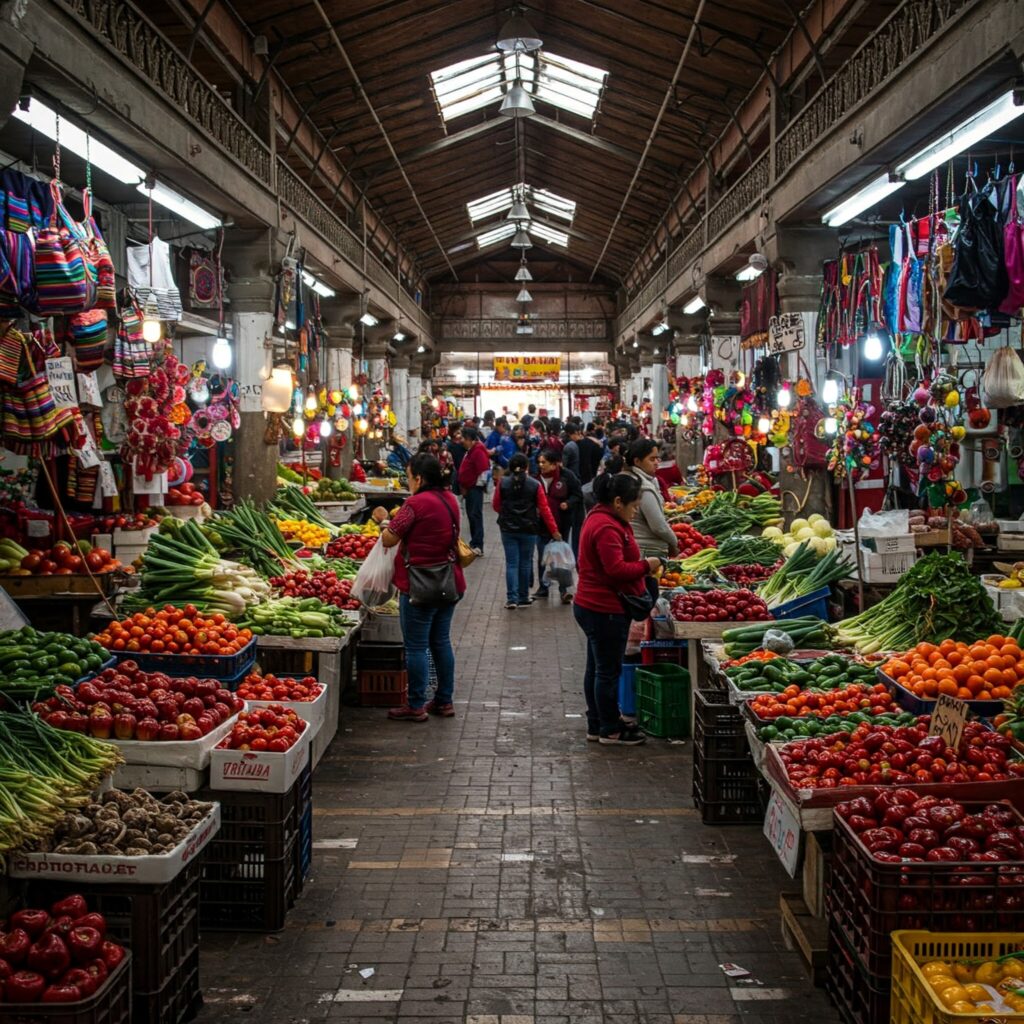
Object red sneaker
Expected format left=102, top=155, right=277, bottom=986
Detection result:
left=387, top=704, right=428, bottom=722
left=425, top=700, right=455, bottom=717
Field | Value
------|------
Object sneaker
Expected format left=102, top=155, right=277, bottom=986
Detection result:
left=586, top=733, right=599, bottom=742
left=599, top=726, right=647, bottom=746
left=560, top=592, right=572, bottom=605
left=425, top=700, right=455, bottom=717
left=387, top=704, right=428, bottom=722
left=517, top=598, right=534, bottom=606
left=505, top=601, right=518, bottom=610
left=533, top=588, right=549, bottom=599
left=471, top=546, right=484, bottom=556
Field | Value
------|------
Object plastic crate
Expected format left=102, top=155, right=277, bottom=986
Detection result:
left=358, top=668, right=408, bottom=707
left=0, top=954, right=132, bottom=1024
left=135, top=946, right=202, bottom=1024
left=296, top=754, right=313, bottom=889
left=891, top=931, right=1024, bottom=1024
left=111, top=637, right=256, bottom=680
left=361, top=611, right=403, bottom=643
left=827, top=804, right=1024, bottom=977
left=635, top=664, right=690, bottom=738
left=694, top=689, right=748, bottom=758
left=826, top=922, right=891, bottom=1024
left=639, top=638, right=687, bottom=666
left=356, top=641, right=406, bottom=670
left=877, top=668, right=1005, bottom=717
left=771, top=586, right=831, bottom=622
left=692, top=751, right=763, bottom=824
left=619, top=662, right=639, bottom=716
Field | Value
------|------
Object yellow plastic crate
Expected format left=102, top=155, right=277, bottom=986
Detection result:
left=891, top=930, right=1024, bottom=1024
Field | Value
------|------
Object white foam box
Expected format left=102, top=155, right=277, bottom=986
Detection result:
left=112, top=526, right=158, bottom=546
left=998, top=534, right=1024, bottom=552
left=242, top=684, right=328, bottom=738
left=110, top=763, right=207, bottom=793
left=864, top=534, right=916, bottom=554
left=858, top=545, right=916, bottom=582
left=104, top=714, right=236, bottom=770
left=997, top=519, right=1024, bottom=534
left=7, top=804, right=220, bottom=884
left=209, top=724, right=311, bottom=793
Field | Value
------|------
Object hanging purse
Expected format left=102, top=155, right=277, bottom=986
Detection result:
left=68, top=309, right=108, bottom=371
left=945, top=178, right=1009, bottom=310
left=404, top=493, right=463, bottom=606
left=32, top=182, right=94, bottom=315
left=81, top=189, right=116, bottom=310
left=999, top=176, right=1024, bottom=314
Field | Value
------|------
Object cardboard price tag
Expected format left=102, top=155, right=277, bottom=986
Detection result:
left=98, top=461, right=118, bottom=498
left=763, top=790, right=801, bottom=877
left=45, top=357, right=77, bottom=409
left=766, top=313, right=805, bottom=355
left=76, top=371, right=102, bottom=408
left=928, top=694, right=969, bottom=750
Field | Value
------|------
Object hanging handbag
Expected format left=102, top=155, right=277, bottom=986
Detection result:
left=68, top=309, right=108, bottom=371
left=999, top=176, right=1024, bottom=314
left=404, top=493, right=463, bottom=606
left=32, top=182, right=94, bottom=314
left=81, top=189, right=116, bottom=310
left=945, top=178, right=1009, bottom=310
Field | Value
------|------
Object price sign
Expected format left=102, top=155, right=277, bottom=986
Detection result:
left=928, top=694, right=969, bottom=750
left=76, top=427, right=101, bottom=470
left=763, top=789, right=801, bottom=877
left=76, top=371, right=102, bottom=408
left=98, top=461, right=118, bottom=497
left=767, top=313, right=806, bottom=355
left=45, top=357, right=77, bottom=409
left=238, top=382, right=263, bottom=414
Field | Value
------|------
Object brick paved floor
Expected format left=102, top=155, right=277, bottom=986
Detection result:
left=197, top=511, right=841, bottom=1024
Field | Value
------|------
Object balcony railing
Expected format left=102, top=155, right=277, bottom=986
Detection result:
left=438, top=317, right=613, bottom=342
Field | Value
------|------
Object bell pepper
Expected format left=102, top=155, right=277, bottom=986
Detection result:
left=41, top=982, right=82, bottom=1002
left=67, top=928, right=102, bottom=966
left=3, top=970, right=46, bottom=1002
left=0, top=928, right=31, bottom=965
left=9, top=910, right=49, bottom=940
left=49, top=896, right=87, bottom=921
left=26, top=932, right=70, bottom=979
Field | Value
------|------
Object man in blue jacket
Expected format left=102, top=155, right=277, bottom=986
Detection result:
left=485, top=417, right=516, bottom=476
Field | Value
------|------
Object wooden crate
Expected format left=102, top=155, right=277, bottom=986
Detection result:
left=802, top=830, right=833, bottom=920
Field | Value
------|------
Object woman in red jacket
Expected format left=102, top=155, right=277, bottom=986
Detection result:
left=573, top=472, right=661, bottom=745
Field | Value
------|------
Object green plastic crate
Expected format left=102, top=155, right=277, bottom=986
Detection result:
left=635, top=664, right=691, bottom=738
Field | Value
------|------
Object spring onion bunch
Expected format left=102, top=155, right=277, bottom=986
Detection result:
left=678, top=535, right=782, bottom=573
left=208, top=501, right=304, bottom=578
left=757, top=542, right=853, bottom=608
left=270, top=487, right=338, bottom=535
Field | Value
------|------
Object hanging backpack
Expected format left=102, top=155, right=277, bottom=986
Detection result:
left=32, top=181, right=94, bottom=315
left=945, top=179, right=1009, bottom=310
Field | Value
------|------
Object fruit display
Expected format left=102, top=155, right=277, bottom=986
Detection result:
left=94, top=607, right=253, bottom=656
left=721, top=616, right=832, bottom=658
left=0, top=627, right=110, bottom=701
left=333, top=522, right=381, bottom=537
left=0, top=897, right=126, bottom=1003
left=31, top=788, right=215, bottom=856
left=669, top=522, right=716, bottom=557
left=325, top=533, right=376, bottom=560
left=268, top=570, right=361, bottom=611
left=221, top=705, right=307, bottom=752
left=312, top=477, right=359, bottom=501
left=269, top=487, right=340, bottom=535
left=881, top=635, right=1023, bottom=701
left=995, top=686, right=1024, bottom=746
left=273, top=517, right=331, bottom=549
left=718, top=563, right=777, bottom=586
left=98, top=512, right=160, bottom=533
left=747, top=682, right=898, bottom=720
left=0, top=538, right=29, bottom=573
left=235, top=673, right=323, bottom=703
left=657, top=564, right=695, bottom=589
left=165, top=481, right=206, bottom=507
left=903, top=950, right=1024, bottom=1014
left=727, top=652, right=877, bottom=693
left=235, top=595, right=355, bottom=637
left=669, top=588, right=770, bottom=622
left=15, top=541, right=121, bottom=576
left=32, top=661, right=244, bottom=740
left=778, top=720, right=1024, bottom=788
left=762, top=513, right=837, bottom=557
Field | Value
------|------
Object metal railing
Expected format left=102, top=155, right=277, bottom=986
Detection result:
left=438, top=317, right=613, bottom=342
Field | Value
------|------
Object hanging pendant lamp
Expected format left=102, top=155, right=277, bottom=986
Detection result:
left=507, top=198, right=530, bottom=221
left=499, top=80, right=535, bottom=118
left=516, top=286, right=533, bottom=303
left=496, top=9, right=543, bottom=52
left=515, top=263, right=532, bottom=282
left=511, top=225, right=532, bottom=249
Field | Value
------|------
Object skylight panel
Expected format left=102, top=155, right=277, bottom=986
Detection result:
left=530, top=222, right=569, bottom=247
left=535, top=52, right=606, bottom=120
left=467, top=187, right=514, bottom=223
left=528, top=187, right=576, bottom=222
left=430, top=53, right=504, bottom=121
left=476, top=222, right=516, bottom=249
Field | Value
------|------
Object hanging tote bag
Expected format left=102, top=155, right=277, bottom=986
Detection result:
left=982, top=346, right=1024, bottom=408
left=112, top=298, right=151, bottom=379
left=999, top=176, right=1024, bottom=314
left=69, top=309, right=108, bottom=371
left=945, top=180, right=1010, bottom=310
left=32, top=181, right=94, bottom=315
left=81, top=189, right=116, bottom=310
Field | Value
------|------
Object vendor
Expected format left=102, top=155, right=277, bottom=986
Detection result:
left=386, top=435, right=413, bottom=475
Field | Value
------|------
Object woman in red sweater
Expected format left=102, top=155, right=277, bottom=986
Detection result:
left=573, top=472, right=661, bottom=745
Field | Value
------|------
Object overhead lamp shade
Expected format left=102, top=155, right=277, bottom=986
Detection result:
left=496, top=12, right=543, bottom=52
left=514, top=264, right=533, bottom=282
left=499, top=80, right=535, bottom=118
left=516, top=287, right=533, bottom=303
left=506, top=199, right=530, bottom=221
left=511, top=227, right=532, bottom=249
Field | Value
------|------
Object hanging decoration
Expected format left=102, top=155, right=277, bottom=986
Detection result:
left=826, top=389, right=879, bottom=481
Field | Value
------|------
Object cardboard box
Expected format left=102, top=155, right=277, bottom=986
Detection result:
left=209, top=726, right=311, bottom=793
left=858, top=546, right=915, bottom=582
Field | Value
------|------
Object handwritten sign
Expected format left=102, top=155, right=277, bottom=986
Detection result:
left=76, top=428, right=101, bottom=470
left=98, top=461, right=118, bottom=498
left=767, top=313, right=806, bottom=355
left=764, top=789, right=801, bottom=877
left=45, top=357, right=77, bottom=409
left=238, top=382, right=263, bottom=414
left=76, top=372, right=102, bottom=408
left=928, top=693, right=969, bottom=750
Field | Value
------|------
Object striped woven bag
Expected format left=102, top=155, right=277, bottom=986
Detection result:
left=81, top=188, right=115, bottom=309
left=69, top=308, right=108, bottom=371
left=32, top=182, right=94, bottom=315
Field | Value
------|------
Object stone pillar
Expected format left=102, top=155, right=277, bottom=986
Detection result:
left=650, top=358, right=669, bottom=422
left=390, top=356, right=410, bottom=443
left=672, top=330, right=704, bottom=473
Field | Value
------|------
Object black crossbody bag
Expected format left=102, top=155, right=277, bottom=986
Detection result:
left=405, top=493, right=460, bottom=607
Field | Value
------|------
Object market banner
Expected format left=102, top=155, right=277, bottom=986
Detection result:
left=493, top=356, right=561, bottom=381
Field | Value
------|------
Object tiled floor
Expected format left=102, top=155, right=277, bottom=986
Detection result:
left=198, top=513, right=841, bottom=1024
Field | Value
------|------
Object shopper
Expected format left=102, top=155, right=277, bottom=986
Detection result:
left=625, top=438, right=680, bottom=559
left=521, top=403, right=536, bottom=431
left=493, top=453, right=561, bottom=609
left=579, top=422, right=605, bottom=483
left=536, top=447, right=582, bottom=603
left=457, top=427, right=489, bottom=555
left=562, top=423, right=582, bottom=478
left=544, top=419, right=564, bottom=457
left=573, top=471, right=659, bottom=745
left=582, top=454, right=624, bottom=511
left=447, top=427, right=465, bottom=495
left=486, top=417, right=516, bottom=477
left=378, top=453, right=465, bottom=722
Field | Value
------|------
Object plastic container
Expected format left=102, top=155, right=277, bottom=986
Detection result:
left=639, top=638, right=686, bottom=666
left=635, top=664, right=690, bottom=738
left=111, top=637, right=256, bottom=680
left=890, top=931, right=1024, bottom=1024
left=692, top=751, right=763, bottom=824
left=770, top=585, right=831, bottom=622
left=876, top=668, right=1006, bottom=717
left=358, top=668, right=408, bottom=707
left=0, top=953, right=132, bottom=1024
left=360, top=612, right=403, bottom=644
left=694, top=689, right=748, bottom=758
left=134, top=946, right=201, bottom=1024
left=826, top=921, right=891, bottom=1024
left=618, top=662, right=639, bottom=716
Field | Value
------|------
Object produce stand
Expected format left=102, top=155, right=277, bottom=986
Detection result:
left=315, top=497, right=365, bottom=524
left=671, top=620, right=742, bottom=722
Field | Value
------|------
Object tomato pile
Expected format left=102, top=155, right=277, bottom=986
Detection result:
left=779, top=720, right=1024, bottom=788
left=883, top=636, right=1024, bottom=701
left=269, top=570, right=361, bottom=610
left=670, top=522, right=716, bottom=557
left=33, top=662, right=243, bottom=741
left=99, top=512, right=159, bottom=532
left=748, top=683, right=896, bottom=720
left=19, top=543, right=120, bottom=576
left=836, top=790, right=1024, bottom=863
left=236, top=673, right=323, bottom=703
left=221, top=705, right=307, bottom=752
left=0, top=896, right=125, bottom=1004
left=669, top=588, right=770, bottom=622
left=94, top=606, right=253, bottom=656
left=165, top=482, right=205, bottom=507
left=719, top=562, right=779, bottom=586
left=325, top=534, right=376, bottom=560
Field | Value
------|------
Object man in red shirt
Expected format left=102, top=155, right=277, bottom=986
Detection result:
left=457, top=427, right=490, bottom=555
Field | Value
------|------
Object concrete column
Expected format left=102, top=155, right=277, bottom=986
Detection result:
left=672, top=338, right=704, bottom=473
left=650, top=359, right=669, bottom=421
left=390, top=356, right=410, bottom=443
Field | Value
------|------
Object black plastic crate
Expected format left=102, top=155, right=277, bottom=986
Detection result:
left=826, top=922, right=890, bottom=1024
left=694, top=690, right=749, bottom=758
left=692, top=750, right=763, bottom=825
left=0, top=954, right=132, bottom=1024
left=296, top=755, right=313, bottom=890
left=356, top=641, right=405, bottom=670
left=135, top=947, right=202, bottom=1024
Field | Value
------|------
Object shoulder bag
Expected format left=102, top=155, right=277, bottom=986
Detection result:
left=404, top=492, right=464, bottom=606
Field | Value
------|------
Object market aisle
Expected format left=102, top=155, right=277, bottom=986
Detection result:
left=197, top=512, right=841, bottom=1024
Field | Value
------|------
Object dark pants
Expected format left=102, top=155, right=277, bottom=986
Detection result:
left=399, top=593, right=456, bottom=708
left=464, top=485, right=484, bottom=550
left=569, top=510, right=584, bottom=561
left=500, top=531, right=535, bottom=604
left=573, top=604, right=630, bottom=736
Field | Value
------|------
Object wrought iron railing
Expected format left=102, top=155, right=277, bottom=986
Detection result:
left=439, top=317, right=612, bottom=342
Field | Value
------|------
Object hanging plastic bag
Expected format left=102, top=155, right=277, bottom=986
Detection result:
left=352, top=538, right=398, bottom=608
left=542, top=540, right=576, bottom=590
left=964, top=498, right=996, bottom=529
left=983, top=346, right=1024, bottom=408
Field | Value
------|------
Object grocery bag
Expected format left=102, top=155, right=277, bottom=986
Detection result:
left=352, top=538, right=398, bottom=608
left=982, top=346, right=1024, bottom=408
left=542, top=540, right=576, bottom=590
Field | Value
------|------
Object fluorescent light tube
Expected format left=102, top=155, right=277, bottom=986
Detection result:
left=683, top=296, right=705, bottom=314
left=735, top=264, right=764, bottom=282
left=897, top=91, right=1024, bottom=181
left=360, top=313, right=379, bottom=327
left=301, top=270, right=336, bottom=298
left=822, top=173, right=904, bottom=227
left=651, top=321, right=670, bottom=335
left=393, top=331, right=407, bottom=342
left=137, top=181, right=221, bottom=230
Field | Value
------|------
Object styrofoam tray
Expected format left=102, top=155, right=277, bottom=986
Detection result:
left=7, top=804, right=220, bottom=883
left=209, top=725, right=311, bottom=793
left=243, top=685, right=327, bottom=737
left=109, top=763, right=207, bottom=793
left=104, top=714, right=236, bottom=769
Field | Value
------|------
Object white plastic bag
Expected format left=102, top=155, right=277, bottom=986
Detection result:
left=351, top=538, right=397, bottom=608
left=983, top=347, right=1024, bottom=408
left=542, top=540, right=576, bottom=589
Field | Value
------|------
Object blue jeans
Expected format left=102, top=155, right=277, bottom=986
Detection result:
left=500, top=531, right=535, bottom=604
left=572, top=604, right=630, bottom=736
left=399, top=593, right=457, bottom=708
left=464, top=486, right=484, bottom=550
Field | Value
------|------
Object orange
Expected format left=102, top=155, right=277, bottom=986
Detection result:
left=946, top=651, right=963, bottom=666
left=888, top=659, right=910, bottom=679
left=968, top=674, right=986, bottom=695
left=986, top=634, right=1008, bottom=647
left=992, top=686, right=1012, bottom=699
left=984, top=667, right=1004, bottom=686
left=918, top=643, right=938, bottom=657
left=978, top=690, right=993, bottom=700
left=957, top=687, right=974, bottom=700
left=952, top=664, right=972, bottom=684
left=933, top=659, right=951, bottom=671
left=999, top=644, right=1022, bottom=658
left=939, top=638, right=956, bottom=655
left=937, top=678, right=958, bottom=696
left=986, top=655, right=1004, bottom=670
left=1003, top=669, right=1018, bottom=686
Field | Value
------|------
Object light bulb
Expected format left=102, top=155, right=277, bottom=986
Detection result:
left=686, top=394, right=698, bottom=412
left=353, top=402, right=364, bottom=416
left=356, top=417, right=368, bottom=434
left=863, top=332, right=884, bottom=360
left=672, top=402, right=682, bottom=415
left=348, top=384, right=360, bottom=400
left=211, top=336, right=232, bottom=370
left=304, top=388, right=318, bottom=412
left=757, top=416, right=771, bottom=434
left=681, top=414, right=691, bottom=428
left=291, top=415, right=305, bottom=437
left=192, top=381, right=209, bottom=405
left=824, top=416, right=838, bottom=435
left=777, top=385, right=792, bottom=409
left=319, top=418, right=332, bottom=438
left=822, top=378, right=839, bottom=405
left=141, top=313, right=162, bottom=343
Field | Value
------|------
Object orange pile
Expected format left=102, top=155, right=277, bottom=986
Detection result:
left=882, top=635, right=1023, bottom=700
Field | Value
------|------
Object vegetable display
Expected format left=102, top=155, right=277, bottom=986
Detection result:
left=235, top=673, right=323, bottom=703
left=165, top=481, right=205, bottom=507
left=0, top=628, right=109, bottom=702
left=727, top=652, right=877, bottom=692
left=754, top=710, right=917, bottom=742
left=273, top=518, right=331, bottom=549
left=0, top=897, right=126, bottom=1004
left=995, top=686, right=1024, bottom=745
left=907, top=951, right=1024, bottom=1014
left=756, top=542, right=852, bottom=607
left=16, top=541, right=121, bottom=577
left=747, top=681, right=897, bottom=719
left=834, top=551, right=1002, bottom=654
left=778, top=719, right=1024, bottom=788
left=669, top=522, right=716, bottom=558
left=95, top=607, right=253, bottom=657
left=269, top=487, right=340, bottom=534
left=268, top=570, right=361, bottom=610
left=721, top=616, right=832, bottom=658
left=677, top=535, right=781, bottom=573
left=762, top=513, right=838, bottom=558
left=312, top=477, right=359, bottom=501
left=235, top=596, right=354, bottom=637
left=31, top=788, right=215, bottom=856
left=718, top=563, right=777, bottom=586
left=324, top=534, right=376, bottom=560
left=0, top=538, right=29, bottom=573
left=669, top=588, right=770, bottom=622
left=882, top=635, right=1023, bottom=701
left=33, top=661, right=244, bottom=741
left=207, top=502, right=304, bottom=578
left=221, top=705, right=307, bottom=752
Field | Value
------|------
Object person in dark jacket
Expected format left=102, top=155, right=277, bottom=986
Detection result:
left=457, top=427, right=490, bottom=555
left=578, top=423, right=605, bottom=484
left=492, top=453, right=561, bottom=608
left=447, top=427, right=465, bottom=494
left=535, top=447, right=582, bottom=603
left=573, top=471, right=660, bottom=745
